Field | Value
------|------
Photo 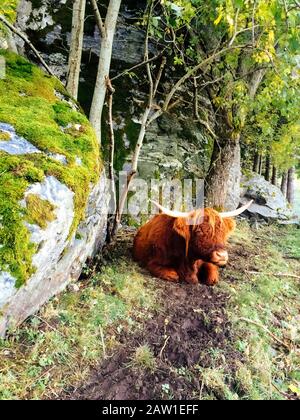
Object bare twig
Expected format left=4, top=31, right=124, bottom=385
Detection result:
left=252, top=1, right=257, bottom=47
left=274, top=273, right=300, bottom=280
left=90, top=0, right=105, bottom=37
left=228, top=8, right=240, bottom=47
left=193, top=77, right=200, bottom=120
left=199, top=380, right=204, bottom=400
left=112, top=0, right=156, bottom=236
left=196, top=118, right=217, bottom=139
left=0, top=14, right=55, bottom=76
left=147, top=44, right=252, bottom=126
left=111, top=52, right=164, bottom=81
left=153, top=56, right=167, bottom=97
left=105, top=76, right=117, bottom=243
left=239, top=317, right=290, bottom=350
left=99, top=326, right=107, bottom=359
left=246, top=270, right=300, bottom=280
left=159, top=336, right=170, bottom=359
left=106, top=77, right=116, bottom=189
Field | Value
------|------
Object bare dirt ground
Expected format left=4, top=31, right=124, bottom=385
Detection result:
left=61, top=231, right=244, bottom=400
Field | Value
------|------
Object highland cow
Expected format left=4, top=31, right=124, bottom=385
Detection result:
left=133, top=201, right=252, bottom=286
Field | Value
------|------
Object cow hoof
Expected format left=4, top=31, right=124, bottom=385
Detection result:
left=198, top=263, right=219, bottom=286
left=185, top=274, right=199, bottom=285
left=163, top=271, right=180, bottom=282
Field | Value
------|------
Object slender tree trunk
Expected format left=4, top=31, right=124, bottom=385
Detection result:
left=66, top=0, right=86, bottom=100
left=253, top=152, right=260, bottom=173
left=271, top=166, right=277, bottom=186
left=265, top=154, right=271, bottom=181
left=89, top=0, right=122, bottom=144
left=281, top=172, right=288, bottom=197
left=259, top=155, right=263, bottom=175
left=205, top=136, right=240, bottom=209
left=287, top=167, right=295, bottom=206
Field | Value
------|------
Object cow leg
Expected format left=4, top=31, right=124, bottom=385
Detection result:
left=178, top=260, right=201, bottom=285
left=198, top=262, right=219, bottom=286
left=146, top=260, right=180, bottom=282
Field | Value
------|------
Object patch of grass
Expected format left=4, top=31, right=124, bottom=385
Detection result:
left=223, top=223, right=300, bottom=400
left=0, top=224, right=299, bottom=400
left=0, top=50, right=101, bottom=287
left=25, top=194, right=56, bottom=229
left=0, top=257, right=157, bottom=400
left=198, top=367, right=239, bottom=400
left=129, top=344, right=156, bottom=372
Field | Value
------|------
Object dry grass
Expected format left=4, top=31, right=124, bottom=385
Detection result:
left=0, top=258, right=157, bottom=400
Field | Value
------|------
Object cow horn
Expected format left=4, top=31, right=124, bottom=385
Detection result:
left=219, top=200, right=254, bottom=218
left=151, top=200, right=191, bottom=218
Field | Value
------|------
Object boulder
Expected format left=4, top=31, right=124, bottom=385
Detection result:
left=240, top=174, right=293, bottom=220
left=0, top=50, right=108, bottom=336
left=224, top=143, right=241, bottom=210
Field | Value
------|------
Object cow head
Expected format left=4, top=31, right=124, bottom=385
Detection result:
left=152, top=201, right=253, bottom=266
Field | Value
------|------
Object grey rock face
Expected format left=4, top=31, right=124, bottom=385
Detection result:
left=13, top=1, right=212, bottom=185
left=15, top=0, right=152, bottom=79
left=0, top=171, right=108, bottom=337
left=133, top=116, right=211, bottom=180
left=0, top=272, right=16, bottom=309
left=240, top=174, right=293, bottom=220
left=0, top=123, right=41, bottom=155
left=0, top=121, right=108, bottom=336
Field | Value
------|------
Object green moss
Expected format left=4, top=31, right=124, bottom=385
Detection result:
left=0, top=50, right=102, bottom=288
left=0, top=1, right=19, bottom=22
left=25, top=194, right=56, bottom=229
left=0, top=131, right=10, bottom=141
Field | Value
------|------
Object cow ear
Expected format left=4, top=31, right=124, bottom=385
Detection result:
left=173, top=218, right=191, bottom=256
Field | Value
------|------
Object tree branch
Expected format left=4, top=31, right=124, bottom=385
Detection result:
left=111, top=51, right=164, bottom=81
left=239, top=317, right=291, bottom=350
left=105, top=76, right=116, bottom=243
left=153, top=56, right=167, bottom=97
left=90, top=0, right=106, bottom=38
left=147, top=44, right=251, bottom=127
left=0, top=14, right=55, bottom=77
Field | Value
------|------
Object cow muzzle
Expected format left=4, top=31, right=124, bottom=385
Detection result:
left=210, top=250, right=229, bottom=267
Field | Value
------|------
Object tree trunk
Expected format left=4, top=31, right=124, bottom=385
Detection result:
left=287, top=167, right=295, bottom=206
left=281, top=172, right=288, bottom=197
left=66, top=0, right=86, bottom=100
left=253, top=152, right=260, bottom=173
left=89, top=0, right=122, bottom=144
left=259, top=155, right=263, bottom=175
left=271, top=166, right=277, bottom=186
left=265, top=155, right=271, bottom=181
left=205, top=137, right=240, bottom=209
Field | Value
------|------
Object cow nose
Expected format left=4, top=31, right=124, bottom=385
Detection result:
left=215, top=250, right=229, bottom=266
left=210, top=250, right=229, bottom=266
left=216, top=250, right=228, bottom=260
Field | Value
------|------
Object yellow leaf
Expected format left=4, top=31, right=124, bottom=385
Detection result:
left=214, top=13, right=223, bottom=26
left=289, top=384, right=300, bottom=396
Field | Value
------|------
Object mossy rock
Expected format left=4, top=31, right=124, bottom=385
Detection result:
left=0, top=1, right=18, bottom=22
left=0, top=50, right=102, bottom=288
left=25, top=194, right=57, bottom=229
left=0, top=130, right=11, bottom=141
left=0, top=1, right=18, bottom=43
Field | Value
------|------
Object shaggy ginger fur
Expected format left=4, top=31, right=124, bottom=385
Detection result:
left=133, top=209, right=236, bottom=286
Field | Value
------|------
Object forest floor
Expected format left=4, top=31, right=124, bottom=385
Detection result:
left=0, top=222, right=300, bottom=400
